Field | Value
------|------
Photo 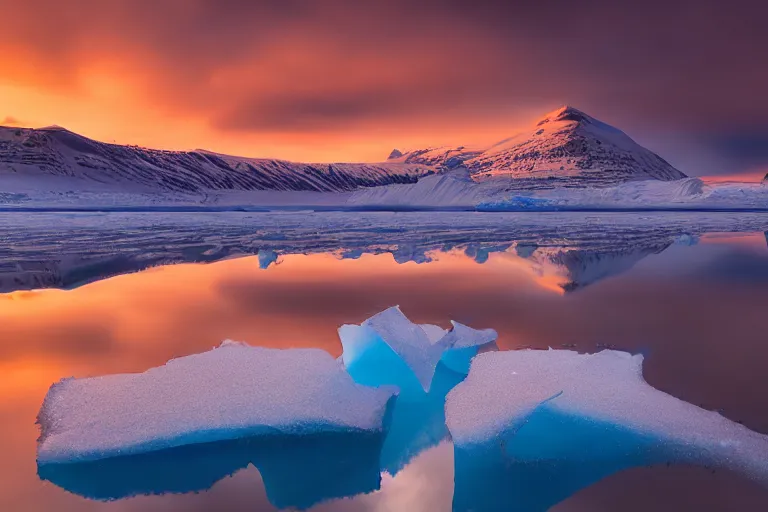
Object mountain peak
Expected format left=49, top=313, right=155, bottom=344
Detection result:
left=537, top=105, right=592, bottom=126
left=39, top=124, right=70, bottom=131
left=388, top=148, right=404, bottom=160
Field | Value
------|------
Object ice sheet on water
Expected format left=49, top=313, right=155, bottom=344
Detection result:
left=37, top=342, right=396, bottom=464
left=446, top=349, right=768, bottom=511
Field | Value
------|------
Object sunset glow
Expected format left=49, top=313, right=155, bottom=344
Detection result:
left=1, top=0, right=766, bottom=174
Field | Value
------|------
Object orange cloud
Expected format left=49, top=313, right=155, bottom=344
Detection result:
left=0, top=0, right=766, bottom=170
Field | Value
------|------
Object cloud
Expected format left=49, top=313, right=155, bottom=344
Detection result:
left=707, top=133, right=768, bottom=170
left=1, top=116, right=24, bottom=126
left=1, top=0, right=767, bottom=171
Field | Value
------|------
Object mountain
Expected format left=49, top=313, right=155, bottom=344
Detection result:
left=0, top=126, right=432, bottom=194
left=389, top=106, right=687, bottom=189
left=0, top=106, right=686, bottom=198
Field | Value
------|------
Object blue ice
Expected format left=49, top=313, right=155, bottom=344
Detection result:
left=338, top=306, right=497, bottom=474
left=446, top=349, right=768, bottom=511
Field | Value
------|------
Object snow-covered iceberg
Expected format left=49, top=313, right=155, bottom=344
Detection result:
left=35, top=308, right=768, bottom=509
left=339, top=306, right=497, bottom=394
left=446, top=349, right=768, bottom=511
left=38, top=429, right=385, bottom=509
left=339, top=306, right=498, bottom=474
left=37, top=342, right=396, bottom=464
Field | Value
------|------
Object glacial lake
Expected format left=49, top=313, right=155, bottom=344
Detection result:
left=1, top=211, right=768, bottom=511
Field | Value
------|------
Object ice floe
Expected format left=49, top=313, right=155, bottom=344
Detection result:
left=35, top=308, right=768, bottom=510
left=446, top=349, right=768, bottom=511
left=37, top=342, right=395, bottom=464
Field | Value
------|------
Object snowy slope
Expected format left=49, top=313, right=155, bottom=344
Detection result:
left=389, top=106, right=686, bottom=189
left=346, top=170, right=506, bottom=208
left=6, top=107, right=766, bottom=211
left=0, top=126, right=433, bottom=194
left=349, top=174, right=768, bottom=210
left=0, top=106, right=684, bottom=200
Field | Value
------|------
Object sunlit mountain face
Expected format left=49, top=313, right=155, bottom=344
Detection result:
left=0, top=106, right=684, bottom=198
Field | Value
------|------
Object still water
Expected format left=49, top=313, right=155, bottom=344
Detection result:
left=2, top=228, right=768, bottom=511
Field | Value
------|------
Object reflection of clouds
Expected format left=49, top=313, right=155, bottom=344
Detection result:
left=0, top=317, right=115, bottom=360
left=310, top=441, right=454, bottom=512
left=2, top=243, right=768, bottom=510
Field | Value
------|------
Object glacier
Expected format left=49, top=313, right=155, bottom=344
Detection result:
left=446, top=350, right=768, bottom=511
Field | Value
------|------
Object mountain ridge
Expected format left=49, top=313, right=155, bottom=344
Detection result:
left=0, top=125, right=432, bottom=193
left=0, top=106, right=686, bottom=194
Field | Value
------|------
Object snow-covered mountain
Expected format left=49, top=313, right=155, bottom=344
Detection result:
left=389, top=106, right=686, bottom=188
left=0, top=126, right=433, bottom=194
left=0, top=106, right=687, bottom=199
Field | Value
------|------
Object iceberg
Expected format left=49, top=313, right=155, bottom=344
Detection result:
left=338, top=306, right=497, bottom=394
left=38, top=430, right=386, bottom=509
left=477, top=195, right=558, bottom=211
left=437, top=320, right=498, bottom=375
left=37, top=342, right=396, bottom=464
left=338, top=306, right=497, bottom=474
left=36, top=308, right=768, bottom=509
left=339, top=306, right=445, bottom=394
left=445, top=349, right=768, bottom=511
left=257, top=249, right=279, bottom=269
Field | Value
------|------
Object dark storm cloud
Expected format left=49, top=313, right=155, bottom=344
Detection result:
left=707, top=133, right=768, bottom=170
left=1, top=0, right=767, bottom=172
left=216, top=89, right=422, bottom=132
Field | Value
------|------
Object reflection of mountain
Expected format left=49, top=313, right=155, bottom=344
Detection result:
left=523, top=243, right=672, bottom=292
left=2, top=212, right=767, bottom=293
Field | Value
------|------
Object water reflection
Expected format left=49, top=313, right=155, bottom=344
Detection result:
left=1, top=230, right=768, bottom=510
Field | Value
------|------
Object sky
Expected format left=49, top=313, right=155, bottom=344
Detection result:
left=0, top=0, right=767, bottom=178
